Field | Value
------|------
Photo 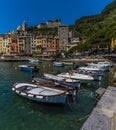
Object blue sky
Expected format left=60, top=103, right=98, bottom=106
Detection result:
left=0, top=0, right=113, bottom=34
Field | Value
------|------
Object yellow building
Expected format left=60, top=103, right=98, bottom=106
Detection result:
left=1, top=34, right=18, bottom=54
left=6, top=36, right=12, bottom=54
left=34, top=36, right=47, bottom=54
left=111, top=38, right=116, bottom=51
left=2, top=35, right=12, bottom=54
left=33, top=35, right=59, bottom=56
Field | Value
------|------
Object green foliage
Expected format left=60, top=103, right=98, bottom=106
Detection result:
left=73, top=14, right=103, bottom=39
left=68, top=45, right=78, bottom=54
left=27, top=26, right=39, bottom=34
left=27, top=26, right=57, bottom=36
left=38, top=27, right=57, bottom=36
left=69, top=0, right=116, bottom=52
left=102, top=0, right=116, bottom=16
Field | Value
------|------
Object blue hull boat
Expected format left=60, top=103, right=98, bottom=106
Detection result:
left=19, top=65, right=39, bottom=72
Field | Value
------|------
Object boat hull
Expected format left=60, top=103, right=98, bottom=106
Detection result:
left=12, top=83, right=67, bottom=104
left=28, top=59, right=40, bottom=63
left=15, top=92, right=67, bottom=104
left=62, top=62, right=74, bottom=66
left=53, top=62, right=64, bottom=67
left=57, top=73, right=94, bottom=81
left=19, top=65, right=39, bottom=72
left=32, top=77, right=80, bottom=97
left=20, top=67, right=38, bottom=72
left=43, top=73, right=81, bottom=88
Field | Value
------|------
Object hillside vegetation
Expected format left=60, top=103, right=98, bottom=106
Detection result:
left=72, top=0, right=116, bottom=51
left=27, top=26, right=58, bottom=36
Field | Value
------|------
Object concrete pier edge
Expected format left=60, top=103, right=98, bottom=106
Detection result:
left=81, top=86, right=116, bottom=130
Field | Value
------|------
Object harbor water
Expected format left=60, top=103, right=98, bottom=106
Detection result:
left=0, top=61, right=110, bottom=130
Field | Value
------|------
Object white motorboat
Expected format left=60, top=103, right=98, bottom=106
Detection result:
left=28, top=58, right=40, bottom=63
left=62, top=62, right=74, bottom=66
left=44, top=73, right=65, bottom=81
left=43, top=73, right=80, bottom=88
left=77, top=70, right=102, bottom=81
left=53, top=62, right=64, bottom=67
left=78, top=66, right=104, bottom=76
left=57, top=72, right=94, bottom=81
left=96, top=61, right=112, bottom=67
left=87, top=61, right=111, bottom=71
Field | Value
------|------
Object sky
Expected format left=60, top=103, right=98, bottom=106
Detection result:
left=0, top=0, right=113, bottom=34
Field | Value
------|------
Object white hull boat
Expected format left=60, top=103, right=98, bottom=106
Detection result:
left=43, top=73, right=80, bottom=88
left=28, top=59, right=40, bottom=63
left=77, top=70, right=102, bottom=81
left=32, top=77, right=79, bottom=96
left=87, top=62, right=111, bottom=71
left=53, top=62, right=64, bottom=67
left=62, top=62, right=74, bottom=66
left=78, top=66, right=104, bottom=76
left=97, top=61, right=112, bottom=66
left=57, top=72, right=94, bottom=81
left=12, top=83, right=68, bottom=104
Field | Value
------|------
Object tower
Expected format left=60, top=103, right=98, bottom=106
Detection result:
left=58, top=25, right=69, bottom=52
left=22, top=21, right=27, bottom=31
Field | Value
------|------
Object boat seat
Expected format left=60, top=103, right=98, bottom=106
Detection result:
left=27, top=88, right=44, bottom=95
left=39, top=89, right=46, bottom=94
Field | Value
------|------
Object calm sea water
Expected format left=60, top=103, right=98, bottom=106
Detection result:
left=0, top=61, right=110, bottom=130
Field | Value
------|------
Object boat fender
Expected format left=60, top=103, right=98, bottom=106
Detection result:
left=36, top=95, right=43, bottom=99
left=12, top=88, right=15, bottom=91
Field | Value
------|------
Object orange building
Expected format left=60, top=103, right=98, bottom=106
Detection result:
left=43, top=37, right=59, bottom=56
left=11, top=37, right=18, bottom=54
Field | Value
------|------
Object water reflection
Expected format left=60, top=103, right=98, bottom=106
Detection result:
left=0, top=61, right=110, bottom=130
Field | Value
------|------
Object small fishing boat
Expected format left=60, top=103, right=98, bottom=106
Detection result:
left=96, top=61, right=112, bottom=68
left=32, top=76, right=80, bottom=96
left=77, top=70, right=102, bottom=81
left=97, top=61, right=111, bottom=65
left=62, top=62, right=74, bottom=66
left=86, top=61, right=111, bottom=71
left=18, top=65, right=39, bottom=72
left=28, top=58, right=40, bottom=63
left=53, top=62, right=64, bottom=67
left=43, top=73, right=80, bottom=88
left=78, top=66, right=104, bottom=76
left=57, top=72, right=94, bottom=81
left=12, top=82, right=68, bottom=104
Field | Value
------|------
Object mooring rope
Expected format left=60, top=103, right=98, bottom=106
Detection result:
left=76, top=114, right=90, bottom=122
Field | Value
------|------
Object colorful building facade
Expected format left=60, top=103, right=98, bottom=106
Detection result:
left=111, top=38, right=116, bottom=51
